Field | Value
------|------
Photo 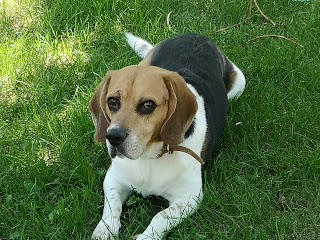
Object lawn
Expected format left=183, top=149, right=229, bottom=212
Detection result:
left=1, top=0, right=319, bottom=239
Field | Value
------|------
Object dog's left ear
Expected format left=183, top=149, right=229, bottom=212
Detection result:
left=161, top=71, right=198, bottom=145
left=89, top=71, right=113, bottom=143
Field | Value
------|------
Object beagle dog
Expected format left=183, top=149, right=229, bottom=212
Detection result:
left=90, top=33, right=245, bottom=239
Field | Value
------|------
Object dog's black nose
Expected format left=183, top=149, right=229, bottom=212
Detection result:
left=106, top=128, right=128, bottom=146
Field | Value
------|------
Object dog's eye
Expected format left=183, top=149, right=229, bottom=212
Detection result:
left=107, top=97, right=120, bottom=112
left=137, top=100, right=157, bottom=115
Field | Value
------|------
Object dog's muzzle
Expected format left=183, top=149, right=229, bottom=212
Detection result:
left=106, top=128, right=128, bottom=147
left=106, top=128, right=128, bottom=158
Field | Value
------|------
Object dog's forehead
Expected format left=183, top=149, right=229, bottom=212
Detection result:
left=108, top=66, right=169, bottom=102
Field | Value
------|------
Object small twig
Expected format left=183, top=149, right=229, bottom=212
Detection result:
left=245, top=0, right=254, bottom=22
left=214, top=0, right=275, bottom=34
left=214, top=2, right=250, bottom=34
left=166, top=11, right=177, bottom=33
left=253, top=0, right=276, bottom=26
left=214, top=22, right=242, bottom=33
left=249, top=34, right=304, bottom=47
left=214, top=1, right=302, bottom=48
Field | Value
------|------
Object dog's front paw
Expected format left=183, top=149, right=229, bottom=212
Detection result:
left=134, top=234, right=147, bottom=240
left=92, top=219, right=120, bottom=240
left=135, top=234, right=161, bottom=240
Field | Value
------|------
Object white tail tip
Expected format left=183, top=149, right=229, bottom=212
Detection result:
left=125, top=32, right=154, bottom=59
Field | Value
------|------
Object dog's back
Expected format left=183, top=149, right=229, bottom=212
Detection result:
left=150, top=34, right=229, bottom=161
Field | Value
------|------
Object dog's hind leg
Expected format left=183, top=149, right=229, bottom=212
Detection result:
left=227, top=63, right=246, bottom=100
left=125, top=32, right=154, bottom=59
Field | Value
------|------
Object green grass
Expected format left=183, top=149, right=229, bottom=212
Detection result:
left=1, top=0, right=320, bottom=239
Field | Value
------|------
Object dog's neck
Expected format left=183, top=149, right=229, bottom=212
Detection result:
left=158, top=144, right=205, bottom=165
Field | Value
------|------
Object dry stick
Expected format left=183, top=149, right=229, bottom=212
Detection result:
left=246, top=0, right=254, bottom=22
left=215, top=22, right=242, bottom=33
left=214, top=0, right=252, bottom=33
left=250, top=35, right=304, bottom=47
left=213, top=0, right=303, bottom=47
left=166, top=11, right=177, bottom=34
left=253, top=0, right=276, bottom=26
left=214, top=0, right=274, bottom=33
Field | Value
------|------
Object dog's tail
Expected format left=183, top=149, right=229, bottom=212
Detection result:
left=125, top=32, right=154, bottom=59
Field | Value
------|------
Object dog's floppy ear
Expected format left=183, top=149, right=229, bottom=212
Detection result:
left=160, top=71, right=198, bottom=145
left=89, top=71, right=113, bottom=143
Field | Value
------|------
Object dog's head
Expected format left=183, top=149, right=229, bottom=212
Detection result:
left=89, top=65, right=197, bottom=160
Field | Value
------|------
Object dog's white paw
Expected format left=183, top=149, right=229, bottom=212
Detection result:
left=92, top=219, right=120, bottom=240
left=134, top=235, right=146, bottom=240
left=135, top=234, right=160, bottom=240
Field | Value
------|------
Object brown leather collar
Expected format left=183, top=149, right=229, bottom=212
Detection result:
left=158, top=144, right=205, bottom=165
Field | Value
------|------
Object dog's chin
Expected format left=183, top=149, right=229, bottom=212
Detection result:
left=109, top=146, right=142, bottom=160
left=110, top=148, right=125, bottom=159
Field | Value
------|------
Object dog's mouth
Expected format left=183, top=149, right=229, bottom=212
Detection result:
left=106, top=136, right=147, bottom=160
left=110, top=146, right=125, bottom=159
left=109, top=145, right=141, bottom=160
